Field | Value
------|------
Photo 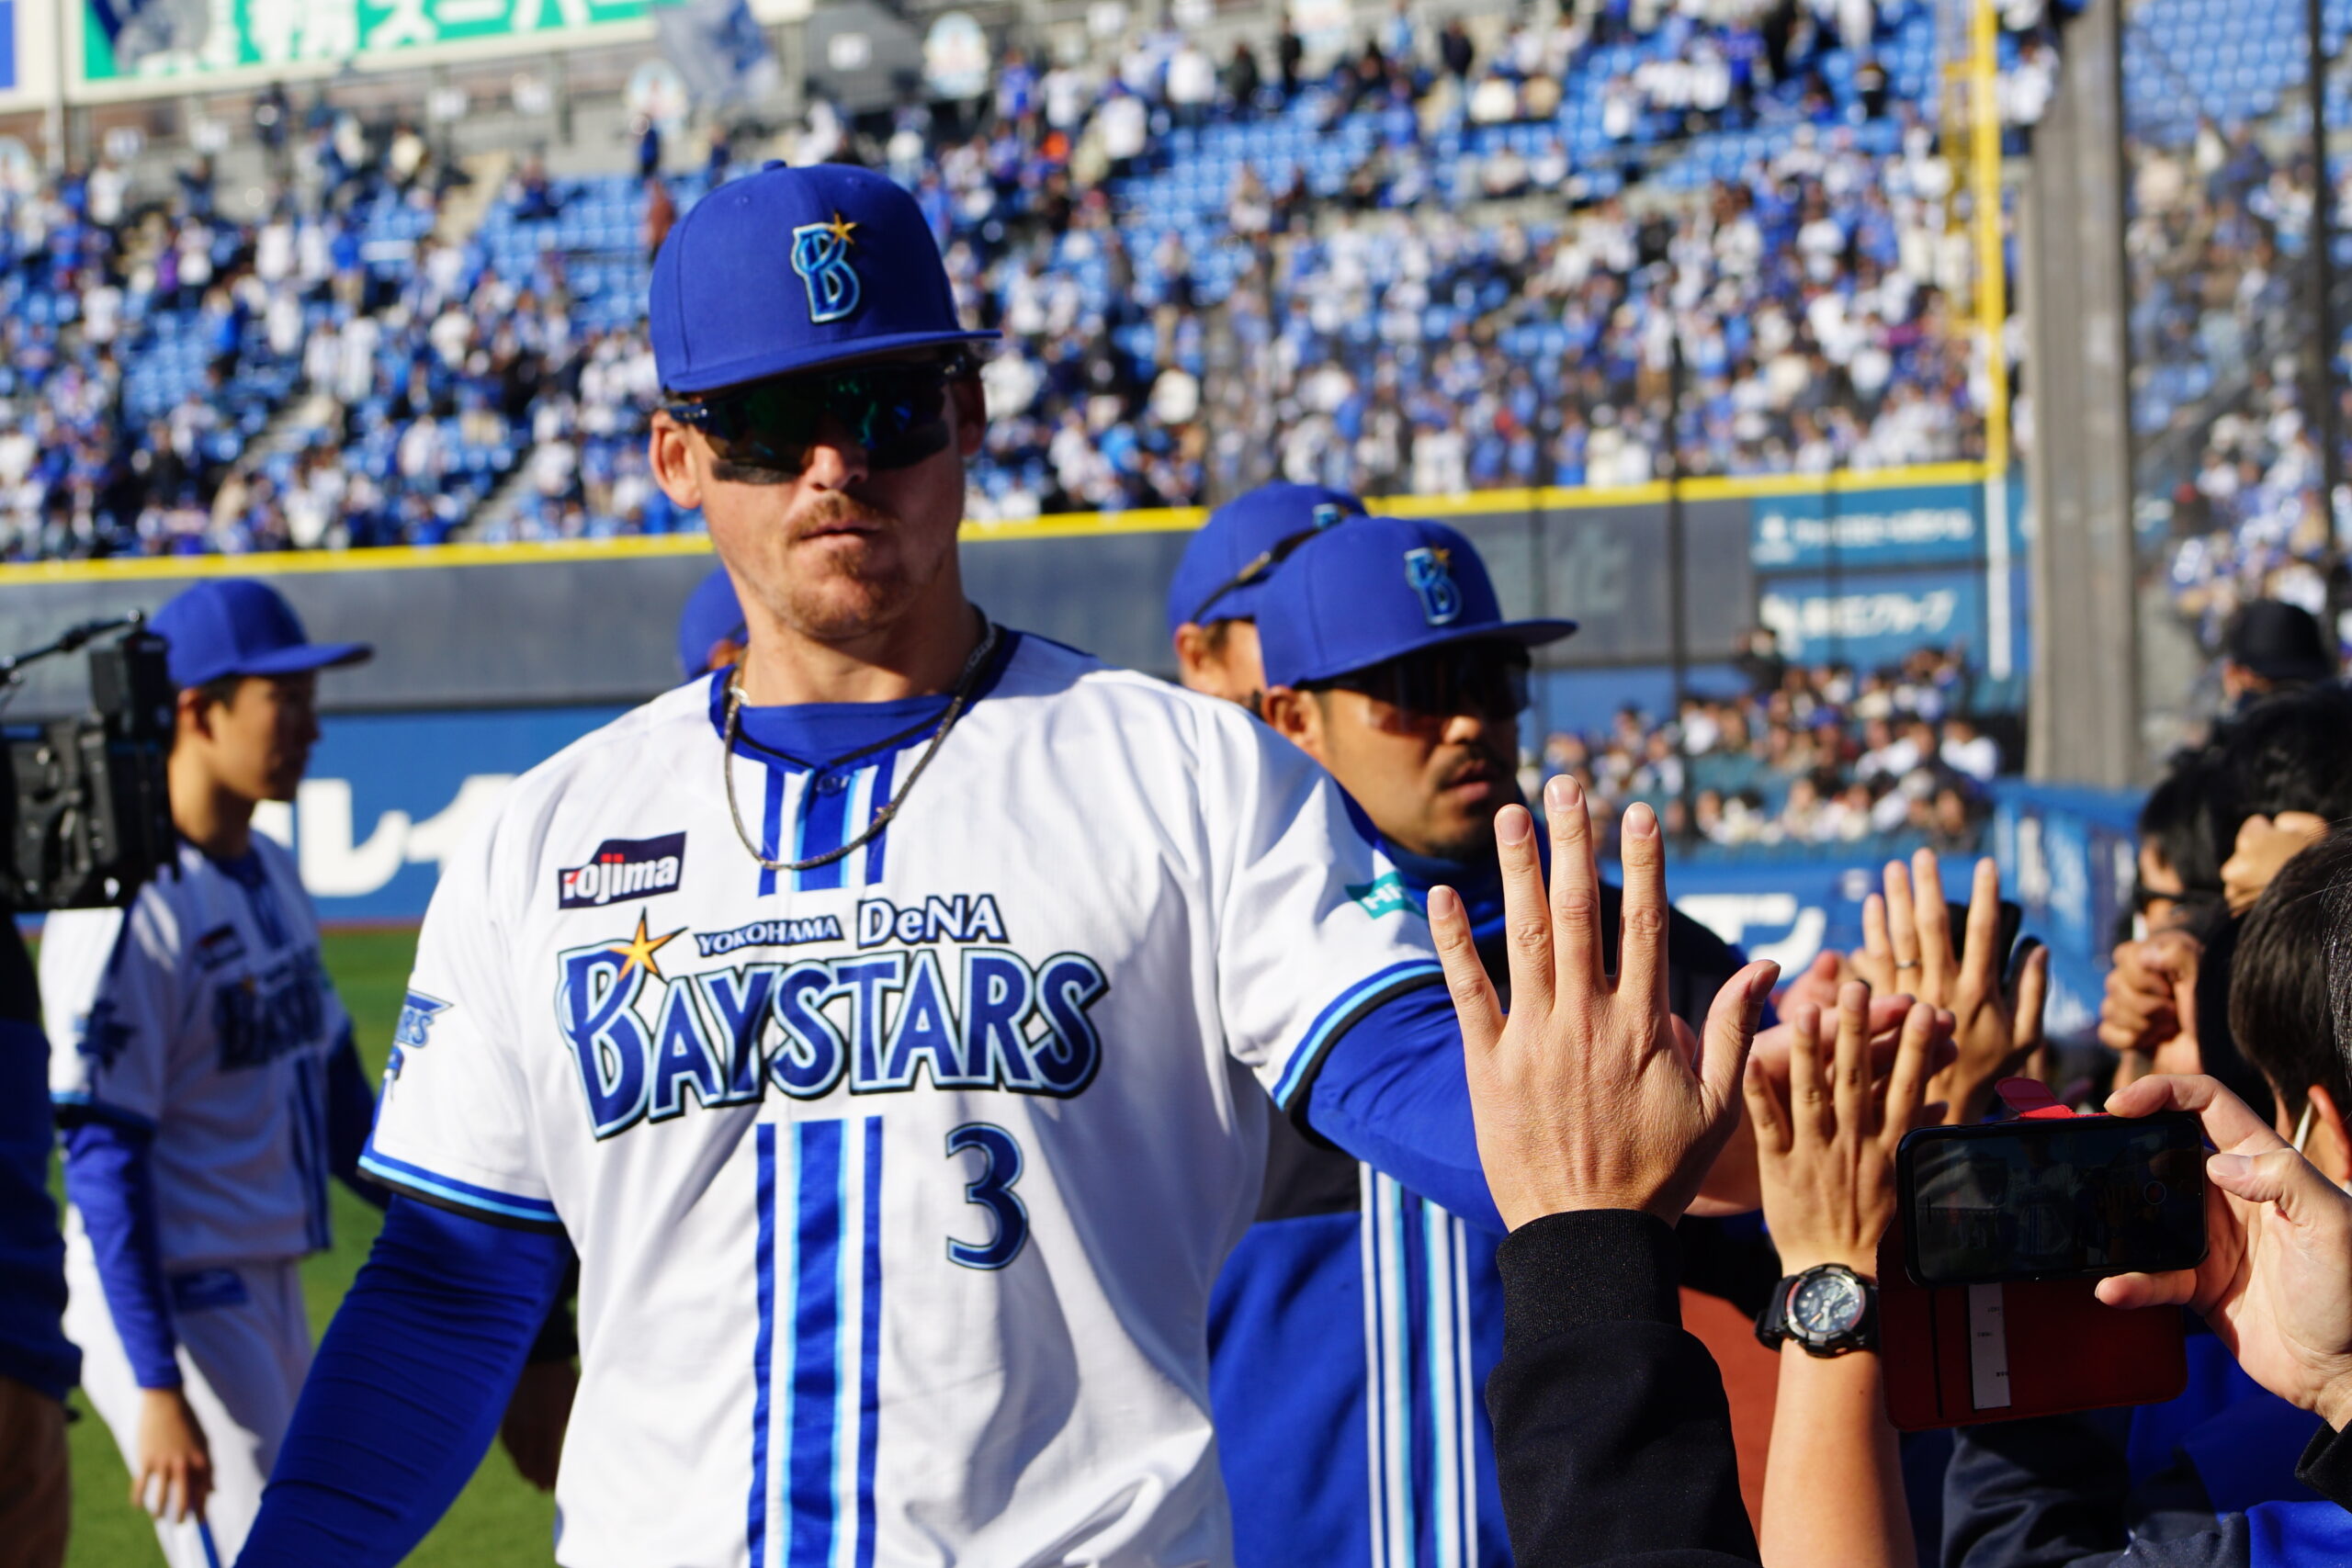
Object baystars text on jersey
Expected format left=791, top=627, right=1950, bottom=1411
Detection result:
left=557, top=891, right=1111, bottom=1139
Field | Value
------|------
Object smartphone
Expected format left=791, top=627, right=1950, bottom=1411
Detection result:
left=1896, top=1112, right=2207, bottom=1288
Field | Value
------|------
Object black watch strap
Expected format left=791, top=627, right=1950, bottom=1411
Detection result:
left=1753, top=1274, right=1796, bottom=1351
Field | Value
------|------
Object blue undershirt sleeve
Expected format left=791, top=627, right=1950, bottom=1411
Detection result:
left=235, top=1196, right=570, bottom=1567
left=325, top=1032, right=390, bottom=1211
left=1299, top=983, right=1503, bottom=1233
left=60, top=1117, right=180, bottom=1389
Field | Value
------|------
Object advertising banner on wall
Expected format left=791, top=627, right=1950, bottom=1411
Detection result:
left=83, top=0, right=650, bottom=85
left=0, top=2, right=16, bottom=91
left=1755, top=565, right=1987, bottom=667
left=1748, top=481, right=1986, bottom=573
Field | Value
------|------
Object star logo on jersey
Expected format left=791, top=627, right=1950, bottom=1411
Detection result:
left=606, top=912, right=684, bottom=982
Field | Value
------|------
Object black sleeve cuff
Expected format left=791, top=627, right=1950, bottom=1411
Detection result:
left=1497, top=1209, right=1684, bottom=1354
left=2296, top=1416, right=2352, bottom=1511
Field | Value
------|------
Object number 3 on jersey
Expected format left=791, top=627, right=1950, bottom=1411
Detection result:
left=945, top=1122, right=1027, bottom=1269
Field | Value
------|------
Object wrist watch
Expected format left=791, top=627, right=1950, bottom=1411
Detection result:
left=1754, top=1262, right=1879, bottom=1357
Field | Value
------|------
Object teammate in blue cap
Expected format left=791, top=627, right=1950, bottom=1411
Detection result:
left=242, top=163, right=1784, bottom=1568
left=1204, top=515, right=1773, bottom=1567
left=1166, top=481, right=1364, bottom=707
left=41, top=580, right=385, bottom=1568
left=677, top=565, right=750, bottom=682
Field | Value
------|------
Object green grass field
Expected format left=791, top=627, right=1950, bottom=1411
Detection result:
left=60, top=926, right=559, bottom=1567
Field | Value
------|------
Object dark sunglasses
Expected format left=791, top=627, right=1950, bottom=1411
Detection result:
left=1188, top=509, right=1352, bottom=625
left=1307, top=642, right=1532, bottom=721
left=663, top=354, right=975, bottom=474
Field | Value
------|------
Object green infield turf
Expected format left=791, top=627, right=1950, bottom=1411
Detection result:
left=62, top=925, right=559, bottom=1567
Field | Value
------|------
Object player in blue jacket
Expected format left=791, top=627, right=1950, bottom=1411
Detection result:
left=42, top=580, right=385, bottom=1568
left=1176, top=498, right=1758, bottom=1565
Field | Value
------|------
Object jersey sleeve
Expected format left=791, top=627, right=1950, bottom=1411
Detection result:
left=1200, top=712, right=1447, bottom=1110
left=358, top=821, right=560, bottom=1233
left=42, top=901, right=181, bottom=1131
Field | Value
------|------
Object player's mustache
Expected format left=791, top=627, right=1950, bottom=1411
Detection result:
left=788, top=494, right=901, bottom=538
left=1439, top=749, right=1507, bottom=790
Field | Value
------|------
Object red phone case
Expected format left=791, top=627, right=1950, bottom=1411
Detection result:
left=1879, top=1080, right=2188, bottom=1431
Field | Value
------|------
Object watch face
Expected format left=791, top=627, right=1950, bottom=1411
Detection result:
left=1790, top=1270, right=1865, bottom=1339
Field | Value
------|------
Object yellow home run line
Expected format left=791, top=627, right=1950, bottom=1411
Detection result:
left=0, top=462, right=1995, bottom=584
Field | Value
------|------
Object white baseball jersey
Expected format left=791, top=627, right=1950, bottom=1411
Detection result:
left=44, top=834, right=351, bottom=1268
left=364, top=632, right=1447, bottom=1568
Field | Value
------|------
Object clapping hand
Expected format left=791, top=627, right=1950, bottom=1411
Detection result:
left=1430, top=778, right=1780, bottom=1228
left=2099, top=1074, right=2352, bottom=1429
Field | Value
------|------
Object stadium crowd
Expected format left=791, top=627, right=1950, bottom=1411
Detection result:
left=0, top=0, right=2038, bottom=556
left=2135, top=118, right=2351, bottom=652
left=1532, top=637, right=2000, bottom=856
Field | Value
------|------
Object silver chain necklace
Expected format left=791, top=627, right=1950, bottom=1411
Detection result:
left=720, top=616, right=1001, bottom=874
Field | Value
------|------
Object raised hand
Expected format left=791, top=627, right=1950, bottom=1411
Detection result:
left=1745, top=983, right=1942, bottom=1276
left=1855, top=852, right=2045, bottom=1123
left=1430, top=776, right=1779, bottom=1228
left=2098, top=1074, right=2352, bottom=1428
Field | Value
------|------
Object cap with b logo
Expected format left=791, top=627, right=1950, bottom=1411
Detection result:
left=1255, top=514, right=1577, bottom=689
left=1165, top=482, right=1366, bottom=636
left=148, top=578, right=372, bottom=691
left=650, top=162, right=998, bottom=394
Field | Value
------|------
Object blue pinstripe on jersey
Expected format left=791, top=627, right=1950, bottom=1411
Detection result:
left=758, top=764, right=788, bottom=900
left=747, top=757, right=900, bottom=898
left=1360, top=1171, right=1482, bottom=1568
left=859, top=751, right=896, bottom=884
left=796, top=771, right=851, bottom=894
left=854, top=1116, right=884, bottom=1568
left=749, top=1123, right=779, bottom=1565
left=749, top=1118, right=888, bottom=1567
left=786, top=1119, right=846, bottom=1565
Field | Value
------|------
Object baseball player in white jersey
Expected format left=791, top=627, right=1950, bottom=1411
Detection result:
left=237, top=163, right=1776, bottom=1567
left=44, top=579, right=379, bottom=1568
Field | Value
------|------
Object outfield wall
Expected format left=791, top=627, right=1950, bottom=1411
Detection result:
left=0, top=465, right=2032, bottom=923
left=0, top=465, right=2024, bottom=711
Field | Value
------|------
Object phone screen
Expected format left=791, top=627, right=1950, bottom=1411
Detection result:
left=1899, top=1112, right=2207, bottom=1287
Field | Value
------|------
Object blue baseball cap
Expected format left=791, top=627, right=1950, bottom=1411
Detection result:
left=1164, top=482, right=1367, bottom=637
left=1256, top=516, right=1577, bottom=688
left=678, top=566, right=748, bottom=681
left=149, top=579, right=371, bottom=691
left=650, top=163, right=998, bottom=394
